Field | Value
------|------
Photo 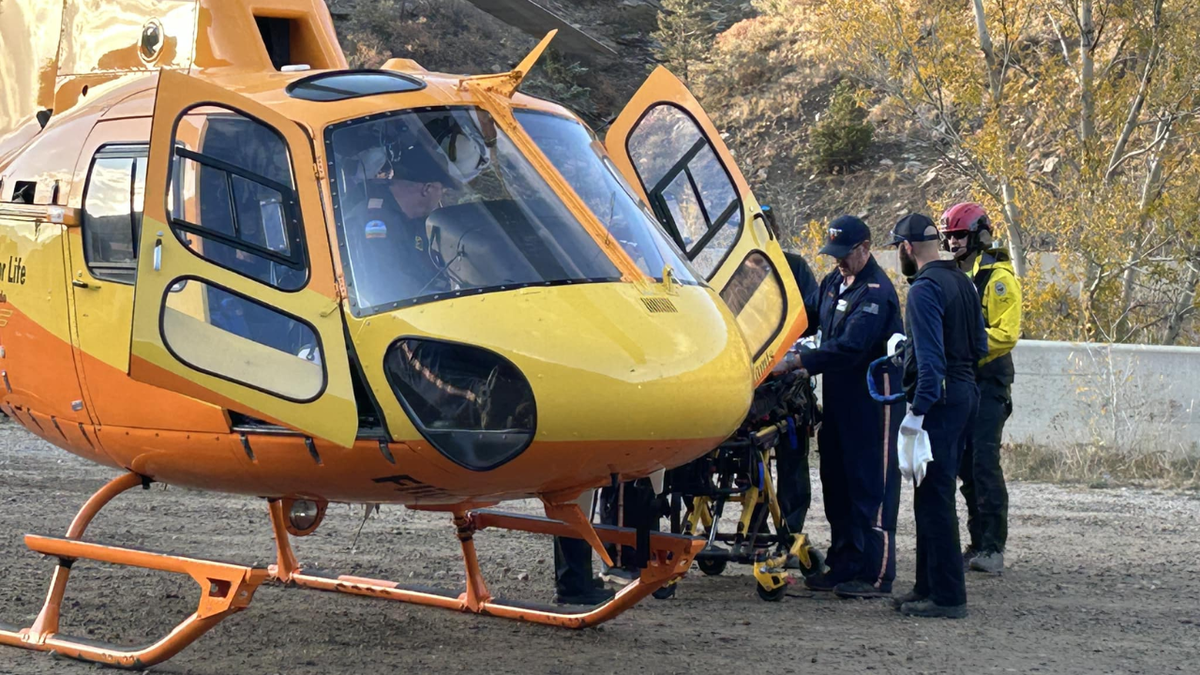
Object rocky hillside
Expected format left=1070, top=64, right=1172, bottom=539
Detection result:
left=333, top=0, right=956, bottom=249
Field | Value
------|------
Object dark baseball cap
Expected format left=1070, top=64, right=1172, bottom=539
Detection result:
left=888, top=213, right=940, bottom=245
left=818, top=215, right=871, bottom=258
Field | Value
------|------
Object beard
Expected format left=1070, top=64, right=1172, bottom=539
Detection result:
left=899, top=245, right=918, bottom=277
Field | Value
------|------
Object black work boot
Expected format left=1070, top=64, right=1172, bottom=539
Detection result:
left=900, top=599, right=967, bottom=619
left=554, top=584, right=616, bottom=606
left=892, top=589, right=927, bottom=611
left=834, top=580, right=891, bottom=599
left=803, top=571, right=838, bottom=592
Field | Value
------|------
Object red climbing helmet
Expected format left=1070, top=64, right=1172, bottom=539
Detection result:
left=939, top=203, right=991, bottom=255
left=940, top=202, right=990, bottom=234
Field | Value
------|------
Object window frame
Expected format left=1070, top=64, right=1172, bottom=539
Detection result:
left=157, top=274, right=329, bottom=403
left=81, top=144, right=148, bottom=285
left=165, top=105, right=311, bottom=292
left=623, top=102, right=745, bottom=280
left=322, top=105, right=628, bottom=318
left=718, top=250, right=789, bottom=361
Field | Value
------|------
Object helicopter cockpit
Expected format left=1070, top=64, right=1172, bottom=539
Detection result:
left=326, top=106, right=701, bottom=318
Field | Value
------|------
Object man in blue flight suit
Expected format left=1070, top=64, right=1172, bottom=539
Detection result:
left=775, top=215, right=904, bottom=599
left=341, top=138, right=449, bottom=313
left=888, top=213, right=988, bottom=619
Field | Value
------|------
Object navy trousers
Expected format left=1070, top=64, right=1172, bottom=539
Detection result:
left=819, top=390, right=902, bottom=590
left=912, top=380, right=978, bottom=606
left=554, top=536, right=593, bottom=596
left=774, top=417, right=812, bottom=535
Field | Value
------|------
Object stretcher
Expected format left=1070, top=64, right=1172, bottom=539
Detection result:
left=660, top=370, right=825, bottom=600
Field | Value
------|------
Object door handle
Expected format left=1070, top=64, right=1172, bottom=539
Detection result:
left=71, top=279, right=98, bottom=289
left=153, top=237, right=163, bottom=271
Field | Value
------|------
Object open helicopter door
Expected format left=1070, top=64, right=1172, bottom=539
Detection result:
left=129, top=69, right=357, bottom=447
left=605, top=66, right=806, bottom=382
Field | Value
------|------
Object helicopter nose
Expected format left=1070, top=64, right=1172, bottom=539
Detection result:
left=379, top=282, right=755, bottom=482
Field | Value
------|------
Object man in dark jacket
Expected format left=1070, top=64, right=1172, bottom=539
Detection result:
left=888, top=213, right=988, bottom=619
left=776, top=215, right=904, bottom=598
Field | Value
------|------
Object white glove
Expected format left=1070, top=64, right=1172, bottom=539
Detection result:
left=898, top=426, right=933, bottom=487
left=899, top=411, right=925, bottom=437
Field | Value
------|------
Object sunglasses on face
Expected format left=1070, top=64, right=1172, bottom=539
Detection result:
left=946, top=231, right=970, bottom=241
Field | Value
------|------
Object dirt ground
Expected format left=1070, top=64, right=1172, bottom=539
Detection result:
left=1, top=419, right=1198, bottom=675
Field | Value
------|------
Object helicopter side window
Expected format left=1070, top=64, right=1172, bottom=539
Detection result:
left=168, top=107, right=308, bottom=292
left=81, top=146, right=148, bottom=284
left=513, top=110, right=700, bottom=286
left=325, top=107, right=624, bottom=316
left=160, top=279, right=325, bottom=401
left=624, top=104, right=743, bottom=280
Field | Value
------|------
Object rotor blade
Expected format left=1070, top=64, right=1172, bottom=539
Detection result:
left=463, top=0, right=616, bottom=59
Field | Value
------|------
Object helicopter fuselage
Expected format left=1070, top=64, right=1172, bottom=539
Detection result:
left=0, top=0, right=806, bottom=510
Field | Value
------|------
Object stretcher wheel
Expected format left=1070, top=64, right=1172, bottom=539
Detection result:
left=756, top=582, right=786, bottom=602
left=799, top=548, right=826, bottom=578
left=697, top=557, right=726, bottom=576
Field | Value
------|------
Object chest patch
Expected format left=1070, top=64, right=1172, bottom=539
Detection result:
left=414, top=236, right=425, bottom=251
left=365, top=220, right=388, bottom=239
left=836, top=299, right=849, bottom=312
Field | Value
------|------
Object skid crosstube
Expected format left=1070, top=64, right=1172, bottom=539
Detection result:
left=0, top=535, right=267, bottom=669
left=1, top=473, right=705, bottom=669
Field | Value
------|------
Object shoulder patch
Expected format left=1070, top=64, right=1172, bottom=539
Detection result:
left=863, top=302, right=880, bottom=315
left=867, top=283, right=881, bottom=288
left=365, top=220, right=388, bottom=239
left=994, top=281, right=1007, bottom=297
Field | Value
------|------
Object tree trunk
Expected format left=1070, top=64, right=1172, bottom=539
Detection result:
left=1116, top=122, right=1171, bottom=341
left=1162, top=262, right=1199, bottom=345
left=1000, top=182, right=1026, bottom=278
left=1080, top=0, right=1097, bottom=143
left=973, top=0, right=1002, bottom=103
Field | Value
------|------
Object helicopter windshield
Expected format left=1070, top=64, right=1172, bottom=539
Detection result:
left=327, top=107, right=623, bottom=316
left=512, top=110, right=700, bottom=286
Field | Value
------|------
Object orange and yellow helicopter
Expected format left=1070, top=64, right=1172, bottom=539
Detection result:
left=0, top=0, right=806, bottom=668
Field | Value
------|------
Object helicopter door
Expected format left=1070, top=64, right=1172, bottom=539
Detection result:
left=129, top=69, right=357, bottom=447
left=605, top=66, right=805, bottom=379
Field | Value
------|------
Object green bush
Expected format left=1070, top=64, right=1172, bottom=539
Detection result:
left=809, top=80, right=874, bottom=173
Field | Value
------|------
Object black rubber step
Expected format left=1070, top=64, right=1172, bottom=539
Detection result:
left=490, top=596, right=599, bottom=614
left=51, top=633, right=155, bottom=654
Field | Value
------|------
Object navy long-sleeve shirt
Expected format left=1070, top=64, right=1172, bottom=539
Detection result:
left=801, top=256, right=902, bottom=388
left=783, top=252, right=821, bottom=338
left=904, top=262, right=989, bottom=415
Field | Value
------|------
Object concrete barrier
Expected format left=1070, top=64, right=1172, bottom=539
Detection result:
left=810, top=339, right=1199, bottom=455
left=1005, top=340, right=1200, bottom=455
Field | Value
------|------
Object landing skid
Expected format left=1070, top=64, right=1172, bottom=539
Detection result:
left=0, top=473, right=703, bottom=669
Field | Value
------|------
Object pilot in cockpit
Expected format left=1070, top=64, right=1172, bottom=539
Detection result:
left=341, top=134, right=453, bottom=310
left=339, top=116, right=492, bottom=313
